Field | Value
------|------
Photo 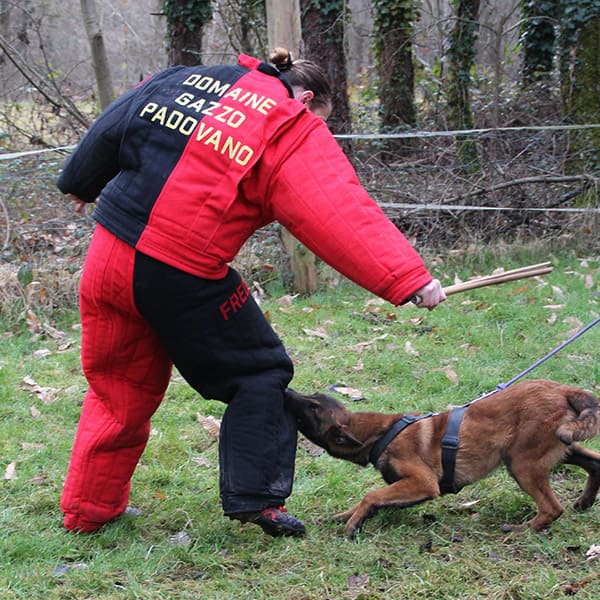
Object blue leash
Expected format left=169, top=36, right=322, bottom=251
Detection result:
left=475, top=314, right=600, bottom=402
left=369, top=315, right=600, bottom=490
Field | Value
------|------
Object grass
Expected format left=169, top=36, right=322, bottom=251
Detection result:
left=1, top=247, right=600, bottom=598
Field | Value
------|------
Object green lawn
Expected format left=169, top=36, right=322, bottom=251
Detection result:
left=1, top=249, right=599, bottom=599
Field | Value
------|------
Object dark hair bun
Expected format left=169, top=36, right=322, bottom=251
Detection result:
left=269, top=47, right=294, bottom=72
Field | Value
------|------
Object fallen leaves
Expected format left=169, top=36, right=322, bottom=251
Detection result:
left=404, top=340, right=419, bottom=357
left=347, top=572, right=370, bottom=592
left=4, top=461, right=17, bottom=480
left=587, top=544, right=600, bottom=561
left=22, top=375, right=58, bottom=404
left=302, top=327, right=329, bottom=340
left=196, top=413, right=221, bottom=439
left=327, top=383, right=365, bottom=401
left=434, top=365, right=459, bottom=385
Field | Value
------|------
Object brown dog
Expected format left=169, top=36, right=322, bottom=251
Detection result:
left=286, top=379, right=600, bottom=537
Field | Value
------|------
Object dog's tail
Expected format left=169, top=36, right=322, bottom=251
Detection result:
left=556, top=389, right=600, bottom=444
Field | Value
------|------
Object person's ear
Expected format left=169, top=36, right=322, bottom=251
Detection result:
left=300, top=90, right=314, bottom=105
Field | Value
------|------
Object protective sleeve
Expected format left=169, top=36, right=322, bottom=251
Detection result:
left=263, top=118, right=432, bottom=306
left=56, top=87, right=139, bottom=202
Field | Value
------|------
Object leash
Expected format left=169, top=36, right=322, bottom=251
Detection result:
left=370, top=315, right=600, bottom=488
left=473, top=315, right=600, bottom=402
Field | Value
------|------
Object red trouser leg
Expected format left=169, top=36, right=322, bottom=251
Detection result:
left=61, top=225, right=172, bottom=532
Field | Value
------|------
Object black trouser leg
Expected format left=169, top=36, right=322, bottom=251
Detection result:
left=133, top=254, right=296, bottom=513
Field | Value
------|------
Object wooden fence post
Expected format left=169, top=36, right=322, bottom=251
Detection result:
left=265, top=0, right=319, bottom=294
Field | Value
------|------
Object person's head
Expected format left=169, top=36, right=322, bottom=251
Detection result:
left=269, top=47, right=332, bottom=121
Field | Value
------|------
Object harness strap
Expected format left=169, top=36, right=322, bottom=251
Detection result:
left=369, top=413, right=433, bottom=466
left=438, top=405, right=469, bottom=494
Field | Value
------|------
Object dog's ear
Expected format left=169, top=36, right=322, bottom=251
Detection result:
left=327, top=425, right=363, bottom=448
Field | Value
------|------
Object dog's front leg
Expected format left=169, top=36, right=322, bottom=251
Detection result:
left=334, top=475, right=440, bottom=538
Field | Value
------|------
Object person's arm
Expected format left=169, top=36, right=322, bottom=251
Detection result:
left=263, top=117, right=444, bottom=307
left=57, top=87, right=139, bottom=202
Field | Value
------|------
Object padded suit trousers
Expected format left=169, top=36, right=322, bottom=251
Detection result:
left=61, top=224, right=296, bottom=532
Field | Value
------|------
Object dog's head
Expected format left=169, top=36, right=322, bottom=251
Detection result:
left=285, top=389, right=367, bottom=464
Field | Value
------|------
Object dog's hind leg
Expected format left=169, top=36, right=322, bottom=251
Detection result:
left=563, top=444, right=600, bottom=511
left=503, top=464, right=564, bottom=532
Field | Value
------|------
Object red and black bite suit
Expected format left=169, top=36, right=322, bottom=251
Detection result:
left=57, top=54, right=433, bottom=532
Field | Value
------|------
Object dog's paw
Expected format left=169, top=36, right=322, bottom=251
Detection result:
left=574, top=497, right=593, bottom=511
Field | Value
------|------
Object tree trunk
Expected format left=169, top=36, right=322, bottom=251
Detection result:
left=446, top=0, right=480, bottom=169
left=299, top=0, right=351, bottom=137
left=520, top=0, right=558, bottom=85
left=79, top=0, right=114, bottom=110
left=266, top=0, right=319, bottom=294
left=164, top=0, right=212, bottom=66
left=561, top=6, right=600, bottom=175
left=372, top=0, right=417, bottom=157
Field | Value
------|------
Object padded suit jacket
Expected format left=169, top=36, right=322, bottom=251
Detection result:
left=57, top=54, right=432, bottom=306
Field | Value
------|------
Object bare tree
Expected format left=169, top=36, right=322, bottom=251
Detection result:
left=163, top=0, right=212, bottom=66
left=80, top=0, right=114, bottom=110
left=560, top=0, right=600, bottom=173
left=372, top=0, right=417, bottom=130
left=300, top=0, right=351, bottom=136
left=446, top=0, right=480, bottom=168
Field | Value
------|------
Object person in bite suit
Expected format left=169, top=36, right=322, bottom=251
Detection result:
left=57, top=48, right=445, bottom=538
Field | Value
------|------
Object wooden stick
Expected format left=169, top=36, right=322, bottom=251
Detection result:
left=410, top=263, right=553, bottom=304
left=444, top=266, right=553, bottom=296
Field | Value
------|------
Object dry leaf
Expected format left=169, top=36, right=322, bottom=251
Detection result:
left=276, top=294, right=298, bottom=305
left=585, top=274, right=594, bottom=289
left=449, top=500, right=480, bottom=511
left=32, top=348, right=52, bottom=358
left=543, top=304, right=565, bottom=310
left=4, top=462, right=17, bottom=480
left=22, top=376, right=57, bottom=404
left=364, top=298, right=385, bottom=307
left=352, top=359, right=364, bottom=372
left=26, top=310, right=42, bottom=334
left=190, top=456, right=212, bottom=468
left=29, top=475, right=48, bottom=485
left=197, top=413, right=221, bottom=438
left=169, top=531, right=192, bottom=547
left=348, top=573, right=370, bottom=591
left=435, top=365, right=459, bottom=385
left=21, top=442, right=45, bottom=450
left=303, top=327, right=329, bottom=339
left=354, top=333, right=388, bottom=352
left=586, top=544, right=600, bottom=561
left=327, top=384, right=365, bottom=401
left=57, top=341, right=74, bottom=352
left=404, top=340, right=420, bottom=357
left=30, top=405, right=42, bottom=419
left=551, top=285, right=564, bottom=298
left=299, top=437, right=324, bottom=456
left=564, top=316, right=583, bottom=337
left=547, top=312, right=557, bottom=324
left=43, top=323, right=66, bottom=340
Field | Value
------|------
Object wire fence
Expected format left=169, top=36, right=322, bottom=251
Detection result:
left=1, top=125, right=599, bottom=315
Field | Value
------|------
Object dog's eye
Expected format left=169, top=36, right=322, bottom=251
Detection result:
left=334, top=435, right=346, bottom=445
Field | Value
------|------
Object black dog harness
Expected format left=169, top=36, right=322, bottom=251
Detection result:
left=368, top=405, right=469, bottom=494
